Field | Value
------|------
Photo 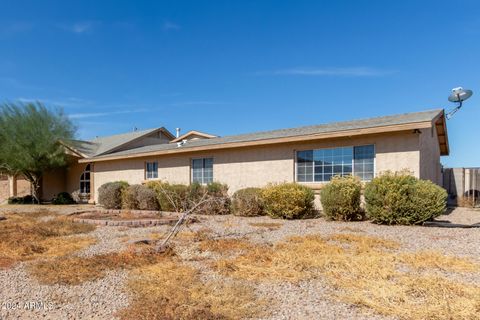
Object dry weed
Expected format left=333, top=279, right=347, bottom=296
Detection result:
left=29, top=247, right=169, bottom=285
left=119, top=257, right=263, bottom=320
left=214, top=233, right=480, bottom=320
left=400, top=250, right=478, bottom=273
left=0, top=213, right=96, bottom=268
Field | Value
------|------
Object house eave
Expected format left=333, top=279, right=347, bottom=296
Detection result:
left=79, top=120, right=434, bottom=163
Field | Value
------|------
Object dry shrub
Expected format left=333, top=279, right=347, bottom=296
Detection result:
left=320, top=175, right=363, bottom=221
left=195, top=182, right=231, bottom=215
left=122, top=184, right=159, bottom=211
left=248, top=222, right=283, bottom=230
left=364, top=171, right=447, bottom=225
left=29, top=247, right=168, bottom=285
left=231, top=187, right=265, bottom=216
left=98, top=181, right=129, bottom=209
left=261, top=183, right=315, bottom=219
left=214, top=233, right=480, bottom=320
left=119, top=258, right=262, bottom=320
left=0, top=213, right=95, bottom=268
left=146, top=181, right=189, bottom=212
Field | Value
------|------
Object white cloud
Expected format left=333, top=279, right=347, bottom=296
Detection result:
left=16, top=97, right=93, bottom=107
left=262, top=67, right=395, bottom=77
left=72, top=22, right=93, bottom=34
left=69, top=109, right=147, bottom=119
left=58, top=21, right=97, bottom=34
left=163, top=21, right=180, bottom=31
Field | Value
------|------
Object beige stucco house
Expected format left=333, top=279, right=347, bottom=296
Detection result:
left=2, top=109, right=449, bottom=204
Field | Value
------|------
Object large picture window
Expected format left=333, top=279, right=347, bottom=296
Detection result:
left=145, top=161, right=158, bottom=179
left=296, top=145, right=374, bottom=182
left=192, top=158, right=213, bottom=184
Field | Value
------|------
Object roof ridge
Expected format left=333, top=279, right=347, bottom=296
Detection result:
left=207, top=108, right=443, bottom=140
left=90, top=127, right=159, bottom=142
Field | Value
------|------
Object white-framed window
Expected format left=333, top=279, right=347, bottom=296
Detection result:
left=296, top=145, right=375, bottom=182
left=191, top=158, right=213, bottom=184
left=145, top=161, right=158, bottom=179
left=80, top=164, right=91, bottom=194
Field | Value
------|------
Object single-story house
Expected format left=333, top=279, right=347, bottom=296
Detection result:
left=4, top=109, right=449, bottom=205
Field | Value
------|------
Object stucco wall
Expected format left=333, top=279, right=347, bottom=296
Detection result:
left=41, top=169, right=66, bottom=201
left=92, top=130, right=421, bottom=202
left=419, top=127, right=442, bottom=185
left=40, top=157, right=88, bottom=201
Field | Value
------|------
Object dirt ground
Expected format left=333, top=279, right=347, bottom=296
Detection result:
left=0, top=205, right=479, bottom=320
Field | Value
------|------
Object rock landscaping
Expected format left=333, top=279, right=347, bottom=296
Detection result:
left=0, top=205, right=478, bottom=319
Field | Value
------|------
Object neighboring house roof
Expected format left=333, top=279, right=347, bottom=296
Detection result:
left=79, top=109, right=448, bottom=163
left=170, top=130, right=218, bottom=143
left=65, top=127, right=175, bottom=158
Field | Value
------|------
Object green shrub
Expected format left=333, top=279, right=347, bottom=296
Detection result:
left=98, top=181, right=129, bottom=209
left=7, top=195, right=34, bottom=204
left=52, top=192, right=76, bottom=205
left=320, top=175, right=363, bottom=221
left=261, top=183, right=315, bottom=219
left=364, top=171, right=447, bottom=225
left=146, top=181, right=189, bottom=212
left=232, top=188, right=265, bottom=217
left=122, top=184, right=159, bottom=211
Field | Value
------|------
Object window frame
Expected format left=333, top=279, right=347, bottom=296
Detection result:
left=79, top=164, right=91, bottom=194
left=145, top=161, right=158, bottom=180
left=191, top=157, right=214, bottom=185
left=295, top=144, right=376, bottom=183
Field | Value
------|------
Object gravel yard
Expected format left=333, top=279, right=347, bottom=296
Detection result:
left=0, top=205, right=479, bottom=320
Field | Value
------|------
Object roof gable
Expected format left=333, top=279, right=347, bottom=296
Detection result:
left=170, top=130, right=218, bottom=143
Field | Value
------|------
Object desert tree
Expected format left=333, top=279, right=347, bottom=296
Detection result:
left=0, top=102, right=76, bottom=203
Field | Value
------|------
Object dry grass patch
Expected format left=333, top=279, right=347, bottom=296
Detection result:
left=400, top=250, right=479, bottom=273
left=119, top=257, right=263, bottom=320
left=327, top=233, right=400, bottom=251
left=248, top=222, right=283, bottom=230
left=214, top=233, right=480, bottom=320
left=29, top=247, right=168, bottom=285
left=0, top=213, right=96, bottom=268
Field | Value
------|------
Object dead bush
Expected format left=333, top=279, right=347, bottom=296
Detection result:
left=232, top=188, right=265, bottom=216
left=98, top=181, right=129, bottom=209
left=122, top=184, right=159, bottom=211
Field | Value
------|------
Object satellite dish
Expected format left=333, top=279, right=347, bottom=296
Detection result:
left=446, top=87, right=473, bottom=119
left=448, top=87, right=473, bottom=103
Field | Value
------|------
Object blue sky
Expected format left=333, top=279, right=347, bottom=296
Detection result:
left=0, top=0, right=478, bottom=167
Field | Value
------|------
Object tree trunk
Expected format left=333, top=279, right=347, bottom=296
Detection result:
left=23, top=171, right=41, bottom=204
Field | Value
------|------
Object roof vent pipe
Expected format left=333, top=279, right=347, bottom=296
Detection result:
left=176, top=128, right=181, bottom=138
